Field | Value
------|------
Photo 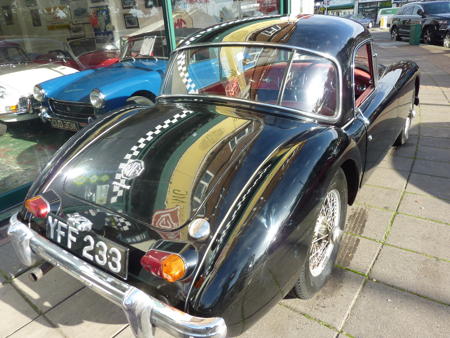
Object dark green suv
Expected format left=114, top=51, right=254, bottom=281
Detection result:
left=390, top=1, right=450, bottom=46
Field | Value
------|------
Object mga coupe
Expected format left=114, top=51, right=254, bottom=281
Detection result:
left=8, top=14, right=419, bottom=337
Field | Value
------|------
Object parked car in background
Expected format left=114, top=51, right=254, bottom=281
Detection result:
left=0, top=61, right=78, bottom=124
left=35, top=29, right=195, bottom=132
left=343, top=14, right=374, bottom=28
left=390, top=1, right=450, bottom=45
left=0, top=37, right=120, bottom=125
left=9, top=15, right=420, bottom=337
left=0, top=41, right=30, bottom=65
left=376, top=7, right=399, bottom=28
left=31, top=37, right=119, bottom=70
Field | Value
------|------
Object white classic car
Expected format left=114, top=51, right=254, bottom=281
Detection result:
left=0, top=62, right=77, bottom=123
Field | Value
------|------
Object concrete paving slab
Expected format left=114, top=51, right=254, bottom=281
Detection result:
left=345, top=205, right=392, bottom=241
left=354, top=185, right=402, bottom=211
left=0, top=284, right=39, bottom=337
left=419, top=125, right=450, bottom=139
left=280, top=269, right=365, bottom=330
left=420, top=109, right=450, bottom=121
left=365, top=167, right=409, bottom=190
left=117, top=304, right=338, bottom=338
left=399, top=193, right=450, bottom=224
left=419, top=136, right=450, bottom=149
left=10, top=315, right=65, bottom=338
left=242, top=304, right=337, bottom=338
left=370, top=245, right=450, bottom=304
left=337, top=234, right=382, bottom=275
left=406, top=173, right=450, bottom=200
left=412, top=159, right=450, bottom=178
left=0, top=242, right=28, bottom=281
left=13, top=267, right=84, bottom=313
left=387, top=214, right=450, bottom=261
left=44, top=287, right=128, bottom=337
left=419, top=92, right=448, bottom=105
left=388, top=136, right=418, bottom=158
left=378, top=155, right=414, bottom=172
left=343, top=280, right=450, bottom=338
left=114, top=326, right=168, bottom=338
left=416, top=145, right=450, bottom=162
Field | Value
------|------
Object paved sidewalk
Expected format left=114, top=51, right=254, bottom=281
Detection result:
left=0, top=33, right=449, bottom=338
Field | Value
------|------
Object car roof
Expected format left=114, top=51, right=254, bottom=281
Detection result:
left=177, top=15, right=369, bottom=65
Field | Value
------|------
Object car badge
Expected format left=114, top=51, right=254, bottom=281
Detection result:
left=152, top=206, right=180, bottom=230
left=67, top=213, right=93, bottom=231
left=121, top=160, right=145, bottom=180
left=65, top=106, right=71, bottom=112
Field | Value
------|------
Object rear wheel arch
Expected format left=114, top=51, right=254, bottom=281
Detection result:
left=340, top=159, right=359, bottom=205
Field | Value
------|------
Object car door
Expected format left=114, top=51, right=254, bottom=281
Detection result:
left=399, top=5, right=414, bottom=37
left=354, top=41, right=402, bottom=179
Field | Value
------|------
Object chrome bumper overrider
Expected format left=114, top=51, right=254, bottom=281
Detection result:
left=7, top=214, right=226, bottom=338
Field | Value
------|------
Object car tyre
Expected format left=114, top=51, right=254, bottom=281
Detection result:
left=444, top=32, right=450, bottom=48
left=293, top=168, right=348, bottom=299
left=394, top=91, right=415, bottom=146
left=391, top=26, right=401, bottom=41
left=127, top=95, right=155, bottom=106
left=423, top=27, right=433, bottom=44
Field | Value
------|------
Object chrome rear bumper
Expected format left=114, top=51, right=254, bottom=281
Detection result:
left=7, top=213, right=226, bottom=338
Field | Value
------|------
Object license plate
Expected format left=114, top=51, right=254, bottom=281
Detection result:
left=46, top=216, right=129, bottom=279
left=50, top=118, right=79, bottom=131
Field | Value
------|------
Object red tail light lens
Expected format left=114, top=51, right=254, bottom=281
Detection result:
left=140, top=250, right=187, bottom=283
left=24, top=196, right=50, bottom=218
left=140, top=249, right=169, bottom=278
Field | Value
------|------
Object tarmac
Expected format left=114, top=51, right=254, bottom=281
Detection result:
left=0, top=31, right=449, bottom=338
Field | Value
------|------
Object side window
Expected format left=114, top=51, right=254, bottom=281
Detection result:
left=403, top=6, right=414, bottom=15
left=354, top=43, right=374, bottom=107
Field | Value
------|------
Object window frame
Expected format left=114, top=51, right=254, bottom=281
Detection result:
left=352, top=40, right=376, bottom=109
left=161, top=41, right=343, bottom=124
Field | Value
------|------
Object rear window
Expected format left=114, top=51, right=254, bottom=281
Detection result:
left=163, top=45, right=339, bottom=119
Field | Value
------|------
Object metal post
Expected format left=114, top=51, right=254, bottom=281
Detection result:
left=161, top=0, right=176, bottom=52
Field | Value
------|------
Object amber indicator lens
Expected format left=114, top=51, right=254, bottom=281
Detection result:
left=161, top=254, right=186, bottom=283
left=24, top=196, right=50, bottom=218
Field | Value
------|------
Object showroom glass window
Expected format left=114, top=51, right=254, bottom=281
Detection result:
left=172, top=0, right=280, bottom=39
left=0, top=0, right=164, bottom=214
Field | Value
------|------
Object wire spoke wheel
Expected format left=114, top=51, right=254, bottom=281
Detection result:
left=309, top=189, right=342, bottom=277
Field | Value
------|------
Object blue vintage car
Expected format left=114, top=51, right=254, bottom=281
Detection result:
left=33, top=31, right=171, bottom=132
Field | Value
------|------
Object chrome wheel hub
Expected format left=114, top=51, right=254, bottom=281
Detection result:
left=309, top=189, right=341, bottom=277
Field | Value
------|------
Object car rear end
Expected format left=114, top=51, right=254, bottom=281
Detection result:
left=6, top=107, right=233, bottom=337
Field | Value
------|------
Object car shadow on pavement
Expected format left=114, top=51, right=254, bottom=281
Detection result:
left=390, top=122, right=450, bottom=202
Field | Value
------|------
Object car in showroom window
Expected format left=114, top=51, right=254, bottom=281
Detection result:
left=34, top=29, right=197, bottom=132
left=7, top=15, right=420, bottom=338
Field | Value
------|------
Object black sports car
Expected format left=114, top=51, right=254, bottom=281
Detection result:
left=8, top=14, right=419, bottom=337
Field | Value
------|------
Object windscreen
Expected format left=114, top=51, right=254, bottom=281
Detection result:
left=121, top=34, right=168, bottom=60
left=163, top=45, right=338, bottom=117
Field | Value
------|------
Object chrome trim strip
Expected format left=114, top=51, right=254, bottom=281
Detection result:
left=164, top=42, right=343, bottom=124
left=7, top=213, right=227, bottom=338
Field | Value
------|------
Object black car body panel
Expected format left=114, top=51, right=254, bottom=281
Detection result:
left=15, top=14, right=420, bottom=336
